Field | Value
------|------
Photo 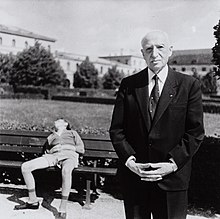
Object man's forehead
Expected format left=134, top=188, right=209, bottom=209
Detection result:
left=142, top=31, right=169, bottom=47
left=143, top=41, right=166, bottom=48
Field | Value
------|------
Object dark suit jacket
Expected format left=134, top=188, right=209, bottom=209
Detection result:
left=109, top=67, right=204, bottom=191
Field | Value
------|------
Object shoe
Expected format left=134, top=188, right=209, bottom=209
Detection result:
left=14, top=202, right=39, bottom=210
left=56, top=212, right=67, bottom=219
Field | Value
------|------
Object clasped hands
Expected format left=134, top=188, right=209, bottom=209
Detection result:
left=127, top=160, right=175, bottom=182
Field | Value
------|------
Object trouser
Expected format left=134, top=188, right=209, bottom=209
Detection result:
left=123, top=182, right=187, bottom=219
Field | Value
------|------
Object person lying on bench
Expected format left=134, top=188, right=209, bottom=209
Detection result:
left=14, top=118, right=85, bottom=219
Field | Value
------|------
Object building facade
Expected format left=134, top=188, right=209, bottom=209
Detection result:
left=169, top=49, right=216, bottom=76
left=0, top=25, right=141, bottom=88
left=0, top=24, right=217, bottom=88
left=0, top=24, right=56, bottom=55
left=55, top=51, right=142, bottom=87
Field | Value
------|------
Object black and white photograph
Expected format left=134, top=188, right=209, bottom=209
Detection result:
left=0, top=0, right=220, bottom=218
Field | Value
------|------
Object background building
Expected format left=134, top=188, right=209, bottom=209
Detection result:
left=0, top=24, right=55, bottom=55
left=169, top=49, right=216, bottom=76
left=0, top=24, right=217, bottom=88
left=99, top=54, right=146, bottom=73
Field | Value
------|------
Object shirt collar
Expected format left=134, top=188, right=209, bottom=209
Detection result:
left=148, top=65, right=168, bottom=84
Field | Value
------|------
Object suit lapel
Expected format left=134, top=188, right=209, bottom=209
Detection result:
left=135, top=69, right=151, bottom=132
left=151, top=68, right=178, bottom=128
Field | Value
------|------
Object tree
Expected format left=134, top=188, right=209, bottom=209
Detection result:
left=201, top=71, right=217, bottom=94
left=102, top=65, right=124, bottom=89
left=73, top=56, right=99, bottom=88
left=9, top=42, right=66, bottom=86
left=212, top=19, right=220, bottom=78
left=0, top=53, right=15, bottom=83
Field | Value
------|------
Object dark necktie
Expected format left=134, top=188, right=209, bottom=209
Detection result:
left=149, top=74, right=159, bottom=118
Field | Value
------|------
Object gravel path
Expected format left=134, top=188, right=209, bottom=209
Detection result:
left=0, top=183, right=219, bottom=219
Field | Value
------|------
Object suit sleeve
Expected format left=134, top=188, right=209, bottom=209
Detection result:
left=109, top=79, right=136, bottom=164
left=168, top=79, right=205, bottom=169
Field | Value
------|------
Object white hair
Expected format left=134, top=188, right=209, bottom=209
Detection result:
left=141, top=30, right=171, bottom=48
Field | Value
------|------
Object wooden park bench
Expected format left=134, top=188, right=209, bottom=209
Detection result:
left=0, top=129, right=118, bottom=209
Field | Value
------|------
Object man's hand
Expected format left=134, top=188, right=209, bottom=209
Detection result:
left=126, top=160, right=163, bottom=181
left=141, top=162, right=176, bottom=181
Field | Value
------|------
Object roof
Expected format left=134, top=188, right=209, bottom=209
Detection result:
left=100, top=49, right=214, bottom=65
left=0, top=24, right=56, bottom=42
left=169, top=48, right=213, bottom=65
left=99, top=54, right=142, bottom=59
left=56, top=51, right=132, bottom=68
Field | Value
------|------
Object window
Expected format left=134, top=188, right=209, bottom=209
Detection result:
left=25, top=41, right=28, bottom=49
left=181, top=67, right=186, bottom=72
left=191, top=60, right=196, bottom=64
left=125, top=59, right=129, bottom=64
left=202, top=67, right=206, bottom=71
left=213, top=67, right=217, bottom=71
left=0, top=37, right=2, bottom=45
left=100, top=66, right=103, bottom=73
left=173, top=60, right=177, bottom=64
left=173, top=67, right=176, bottom=71
left=12, top=39, right=16, bottom=47
left=48, top=45, right=51, bottom=51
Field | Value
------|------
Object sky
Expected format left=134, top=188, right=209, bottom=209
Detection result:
left=0, top=0, right=220, bottom=57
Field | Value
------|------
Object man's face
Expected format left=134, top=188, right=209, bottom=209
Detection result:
left=141, top=32, right=172, bottom=74
left=54, top=119, right=67, bottom=129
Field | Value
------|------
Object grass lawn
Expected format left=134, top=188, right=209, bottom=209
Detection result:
left=0, top=99, right=114, bottom=135
left=0, top=99, right=220, bottom=137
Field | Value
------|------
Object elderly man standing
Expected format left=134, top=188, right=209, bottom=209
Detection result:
left=109, top=30, right=204, bottom=219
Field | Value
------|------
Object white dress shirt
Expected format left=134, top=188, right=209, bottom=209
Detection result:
left=148, top=65, right=168, bottom=97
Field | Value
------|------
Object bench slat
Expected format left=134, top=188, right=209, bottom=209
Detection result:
left=0, top=145, right=117, bottom=158
left=84, top=150, right=118, bottom=159
left=0, top=129, right=50, bottom=137
left=0, top=137, right=114, bottom=152
left=0, top=130, right=111, bottom=141
left=0, top=161, right=117, bottom=176
left=84, top=140, right=114, bottom=151
left=0, top=160, right=23, bottom=168
left=0, top=135, right=46, bottom=146
left=0, top=145, right=43, bottom=153
left=74, top=166, right=117, bottom=175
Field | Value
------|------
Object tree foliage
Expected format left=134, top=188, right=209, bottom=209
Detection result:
left=201, top=71, right=217, bottom=94
left=102, top=65, right=124, bottom=89
left=212, top=19, right=220, bottom=78
left=73, top=56, right=99, bottom=88
left=9, top=42, right=66, bottom=86
left=0, top=53, right=15, bottom=83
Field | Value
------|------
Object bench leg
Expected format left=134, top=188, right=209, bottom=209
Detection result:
left=82, top=179, right=92, bottom=210
left=92, top=160, right=99, bottom=195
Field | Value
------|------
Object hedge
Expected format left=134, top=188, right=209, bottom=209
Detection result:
left=52, top=95, right=116, bottom=105
left=189, top=136, right=220, bottom=212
